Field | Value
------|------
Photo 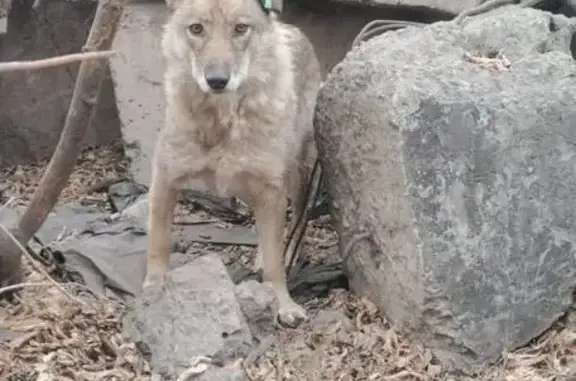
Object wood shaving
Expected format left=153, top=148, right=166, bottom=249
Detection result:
left=463, top=51, right=511, bottom=71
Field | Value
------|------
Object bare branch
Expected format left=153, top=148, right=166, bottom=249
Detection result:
left=0, top=0, right=127, bottom=289
left=0, top=224, right=84, bottom=305
left=0, top=50, right=116, bottom=73
left=283, top=159, right=323, bottom=272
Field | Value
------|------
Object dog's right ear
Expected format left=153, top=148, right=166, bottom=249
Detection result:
left=165, top=0, right=183, bottom=12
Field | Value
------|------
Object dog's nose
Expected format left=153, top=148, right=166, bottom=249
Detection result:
left=205, top=74, right=229, bottom=91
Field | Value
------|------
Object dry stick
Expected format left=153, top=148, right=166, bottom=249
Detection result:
left=283, top=158, right=323, bottom=272
left=2, top=197, right=16, bottom=209
left=0, top=224, right=83, bottom=304
left=0, top=281, right=54, bottom=296
left=0, top=50, right=116, bottom=73
left=0, top=0, right=127, bottom=287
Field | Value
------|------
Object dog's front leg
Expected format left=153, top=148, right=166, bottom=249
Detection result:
left=142, top=164, right=179, bottom=290
left=252, top=184, right=308, bottom=327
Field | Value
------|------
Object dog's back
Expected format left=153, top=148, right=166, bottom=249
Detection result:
left=281, top=21, right=322, bottom=151
left=272, top=20, right=321, bottom=172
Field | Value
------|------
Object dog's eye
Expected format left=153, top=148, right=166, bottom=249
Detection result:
left=188, top=23, right=204, bottom=35
left=234, top=23, right=249, bottom=35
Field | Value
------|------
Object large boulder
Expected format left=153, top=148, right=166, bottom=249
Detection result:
left=0, top=0, right=120, bottom=169
left=315, top=6, right=576, bottom=372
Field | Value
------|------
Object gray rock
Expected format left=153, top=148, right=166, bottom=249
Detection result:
left=315, top=6, right=576, bottom=372
left=235, top=280, right=278, bottom=340
left=117, top=193, right=149, bottom=221
left=124, top=254, right=254, bottom=379
left=0, top=0, right=120, bottom=169
left=108, top=181, right=148, bottom=213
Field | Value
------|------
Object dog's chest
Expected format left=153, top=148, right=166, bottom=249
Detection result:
left=172, top=90, right=296, bottom=194
left=179, top=117, right=288, bottom=197
left=180, top=143, right=287, bottom=199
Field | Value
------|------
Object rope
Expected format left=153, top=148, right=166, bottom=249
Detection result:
left=350, top=19, right=426, bottom=48
left=350, top=0, right=552, bottom=49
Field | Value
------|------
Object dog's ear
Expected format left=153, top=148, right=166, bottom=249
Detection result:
left=165, top=0, right=183, bottom=12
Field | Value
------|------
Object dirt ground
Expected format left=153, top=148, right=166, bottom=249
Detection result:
left=0, top=143, right=575, bottom=381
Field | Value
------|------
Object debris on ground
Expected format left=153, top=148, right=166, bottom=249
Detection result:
left=0, top=144, right=575, bottom=381
left=0, top=141, right=129, bottom=209
left=463, top=50, right=511, bottom=71
left=0, top=261, right=156, bottom=381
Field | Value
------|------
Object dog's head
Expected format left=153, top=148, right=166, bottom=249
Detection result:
left=163, top=0, right=280, bottom=94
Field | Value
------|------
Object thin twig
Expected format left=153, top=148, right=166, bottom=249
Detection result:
left=0, top=224, right=85, bottom=305
left=0, top=51, right=116, bottom=73
left=0, top=281, right=53, bottom=296
left=275, top=331, right=285, bottom=380
left=0, top=278, right=125, bottom=306
left=2, top=196, right=15, bottom=209
left=283, top=158, right=323, bottom=272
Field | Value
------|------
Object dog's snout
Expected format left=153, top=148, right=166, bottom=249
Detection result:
left=206, top=75, right=229, bottom=91
left=204, top=64, right=230, bottom=92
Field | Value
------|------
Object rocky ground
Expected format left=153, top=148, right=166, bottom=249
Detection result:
left=0, top=143, right=575, bottom=381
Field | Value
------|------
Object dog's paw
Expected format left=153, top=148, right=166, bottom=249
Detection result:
left=277, top=301, right=308, bottom=327
left=142, top=270, right=167, bottom=291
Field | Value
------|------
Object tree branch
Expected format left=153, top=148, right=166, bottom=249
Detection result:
left=0, top=50, right=116, bottom=73
left=0, top=0, right=127, bottom=289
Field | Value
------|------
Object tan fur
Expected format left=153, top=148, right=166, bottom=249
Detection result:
left=143, top=0, right=321, bottom=327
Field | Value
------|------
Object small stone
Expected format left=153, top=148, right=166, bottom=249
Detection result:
left=124, top=254, right=254, bottom=380
left=235, top=280, right=278, bottom=340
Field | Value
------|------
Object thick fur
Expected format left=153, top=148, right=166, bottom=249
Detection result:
left=143, top=0, right=321, bottom=326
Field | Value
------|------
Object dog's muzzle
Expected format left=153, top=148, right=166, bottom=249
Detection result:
left=204, top=63, right=230, bottom=93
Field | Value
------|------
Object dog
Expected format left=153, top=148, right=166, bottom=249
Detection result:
left=142, top=0, right=322, bottom=327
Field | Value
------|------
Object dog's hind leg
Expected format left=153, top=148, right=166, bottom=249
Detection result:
left=247, top=177, right=308, bottom=327
left=142, top=164, right=179, bottom=290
